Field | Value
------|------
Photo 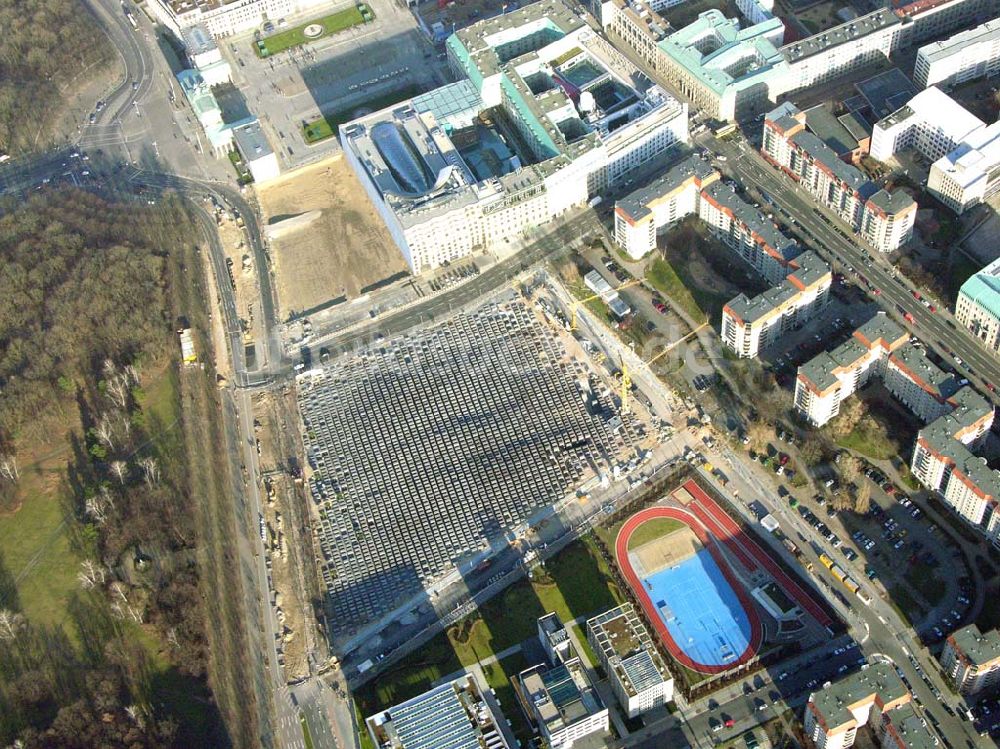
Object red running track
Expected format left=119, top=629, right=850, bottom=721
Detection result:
left=615, top=506, right=764, bottom=674
left=682, top=480, right=833, bottom=627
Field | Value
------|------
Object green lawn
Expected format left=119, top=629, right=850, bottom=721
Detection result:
left=300, top=714, right=315, bottom=749
left=302, top=84, right=422, bottom=143
left=836, top=428, right=896, bottom=460
left=626, top=517, right=685, bottom=550
left=887, top=584, right=926, bottom=626
left=904, top=561, right=945, bottom=605
left=481, top=653, right=532, bottom=744
left=255, top=5, right=373, bottom=57
left=646, top=257, right=709, bottom=323
left=355, top=535, right=623, bottom=716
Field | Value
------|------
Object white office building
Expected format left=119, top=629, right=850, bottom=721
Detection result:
left=870, top=87, right=985, bottom=163
left=148, top=0, right=330, bottom=37
left=914, top=18, right=1000, bottom=88
left=520, top=612, right=608, bottom=749
left=928, top=120, right=1000, bottom=213
left=587, top=604, right=673, bottom=718
left=342, top=0, right=688, bottom=274
left=233, top=121, right=280, bottom=182
left=956, top=256, right=1000, bottom=353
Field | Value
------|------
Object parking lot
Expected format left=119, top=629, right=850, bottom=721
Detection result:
left=780, top=457, right=972, bottom=642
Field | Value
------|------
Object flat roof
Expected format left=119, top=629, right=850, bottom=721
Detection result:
left=367, top=675, right=511, bottom=749
left=181, top=24, right=217, bottom=55
left=615, top=155, right=718, bottom=222
left=867, top=188, right=915, bottom=215
left=780, top=9, right=899, bottom=62
left=233, top=120, right=273, bottom=161
left=949, top=624, right=1000, bottom=667
left=809, top=662, right=908, bottom=730
left=884, top=702, right=939, bottom=749
left=804, top=104, right=859, bottom=155
left=587, top=604, right=670, bottom=698
left=918, top=17, right=1000, bottom=64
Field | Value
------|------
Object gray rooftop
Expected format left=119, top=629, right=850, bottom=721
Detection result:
left=701, top=181, right=799, bottom=260
left=884, top=702, right=939, bottom=749
left=809, top=662, right=908, bottom=730
left=949, top=624, right=1000, bottom=666
left=616, top=155, right=717, bottom=222
left=587, top=604, right=670, bottom=698
left=789, top=130, right=874, bottom=196
left=804, top=104, right=860, bottom=156
left=232, top=120, right=273, bottom=162
left=780, top=9, right=900, bottom=62
left=889, top=344, right=958, bottom=402
left=867, top=188, right=915, bottom=215
left=726, top=251, right=830, bottom=324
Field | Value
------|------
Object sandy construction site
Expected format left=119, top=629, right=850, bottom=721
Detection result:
left=256, top=155, right=408, bottom=321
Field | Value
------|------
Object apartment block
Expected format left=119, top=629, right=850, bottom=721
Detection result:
left=915, top=18, right=1000, bottom=88
left=763, top=102, right=916, bottom=252
left=793, top=314, right=909, bottom=427
left=941, top=624, right=1000, bottom=697
left=519, top=613, right=608, bottom=748
left=804, top=663, right=911, bottom=749
left=613, top=155, right=719, bottom=258
left=722, top=251, right=831, bottom=358
left=910, top=387, right=999, bottom=537
left=956, top=256, right=1000, bottom=353
left=587, top=604, right=674, bottom=718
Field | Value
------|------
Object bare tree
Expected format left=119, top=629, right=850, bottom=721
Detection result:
left=839, top=455, right=862, bottom=484
left=84, top=496, right=107, bottom=525
left=0, top=454, right=19, bottom=483
left=139, top=456, right=160, bottom=487
left=830, top=398, right=866, bottom=439
left=0, top=609, right=24, bottom=641
left=95, top=414, right=116, bottom=450
left=118, top=411, right=133, bottom=443
left=77, top=559, right=106, bottom=589
left=853, top=481, right=872, bottom=515
left=110, top=581, right=129, bottom=603
left=107, top=377, right=129, bottom=409
left=746, top=420, right=772, bottom=453
left=110, top=460, right=128, bottom=485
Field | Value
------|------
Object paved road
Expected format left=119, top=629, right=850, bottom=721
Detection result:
left=304, top=209, right=606, bottom=357
left=704, top=133, right=1000, bottom=406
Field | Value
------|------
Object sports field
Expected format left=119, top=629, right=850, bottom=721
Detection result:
left=617, top=507, right=763, bottom=674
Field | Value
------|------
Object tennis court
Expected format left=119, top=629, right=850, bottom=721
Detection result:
left=643, top=548, right=753, bottom=668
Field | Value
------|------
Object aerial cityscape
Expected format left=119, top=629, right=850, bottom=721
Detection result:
left=3, top=0, right=1000, bottom=745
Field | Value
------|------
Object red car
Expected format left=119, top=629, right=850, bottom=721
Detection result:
left=883, top=482, right=896, bottom=495
left=912, top=290, right=921, bottom=299
left=928, top=305, right=936, bottom=313
left=779, top=453, right=790, bottom=466
left=724, top=719, right=735, bottom=728
left=873, top=288, right=882, bottom=295
left=988, top=383, right=996, bottom=392
left=654, top=302, right=667, bottom=313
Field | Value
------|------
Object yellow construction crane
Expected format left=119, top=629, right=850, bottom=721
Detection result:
left=619, top=322, right=708, bottom=414
left=571, top=278, right=641, bottom=331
